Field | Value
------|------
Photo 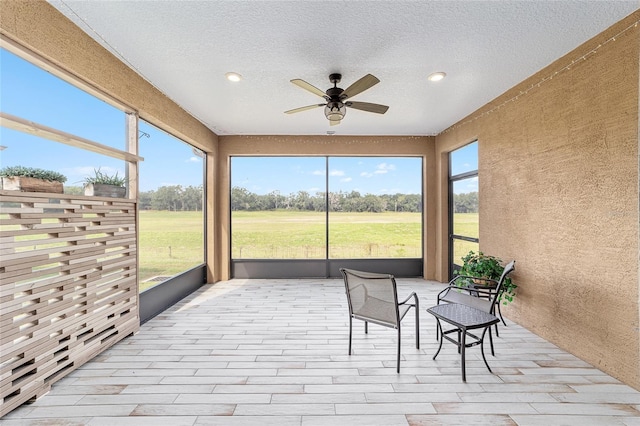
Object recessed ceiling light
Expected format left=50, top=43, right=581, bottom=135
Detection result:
left=225, top=72, right=242, bottom=82
left=428, top=72, right=446, bottom=82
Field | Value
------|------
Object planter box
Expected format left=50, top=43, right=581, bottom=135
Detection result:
left=84, top=183, right=126, bottom=198
left=1, top=177, right=63, bottom=193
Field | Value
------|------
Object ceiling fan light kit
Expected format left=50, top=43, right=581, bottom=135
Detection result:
left=325, top=102, right=346, bottom=121
left=286, top=73, right=389, bottom=125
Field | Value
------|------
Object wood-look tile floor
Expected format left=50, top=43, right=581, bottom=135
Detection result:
left=3, top=278, right=639, bottom=425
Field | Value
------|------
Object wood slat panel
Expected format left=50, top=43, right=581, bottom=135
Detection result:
left=0, top=193, right=139, bottom=417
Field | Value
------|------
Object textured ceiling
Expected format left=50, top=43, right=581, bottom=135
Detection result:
left=50, top=1, right=639, bottom=136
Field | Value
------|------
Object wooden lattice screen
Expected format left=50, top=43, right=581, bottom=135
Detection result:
left=0, top=191, right=139, bottom=416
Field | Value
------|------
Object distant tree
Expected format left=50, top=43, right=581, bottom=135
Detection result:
left=139, top=190, right=154, bottom=210
left=454, top=192, right=478, bottom=213
left=182, top=185, right=203, bottom=211
left=153, top=185, right=183, bottom=211
left=229, top=186, right=423, bottom=213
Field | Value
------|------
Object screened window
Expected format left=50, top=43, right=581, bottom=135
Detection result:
left=0, top=48, right=127, bottom=192
left=231, top=157, right=326, bottom=259
left=231, top=156, right=422, bottom=260
left=449, top=141, right=479, bottom=276
left=138, top=121, right=205, bottom=292
left=1, top=49, right=126, bottom=150
left=328, top=157, right=422, bottom=259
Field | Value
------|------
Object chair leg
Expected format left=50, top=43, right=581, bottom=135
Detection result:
left=414, top=299, right=420, bottom=349
left=496, top=302, right=507, bottom=327
left=488, top=326, right=495, bottom=357
left=397, top=326, right=401, bottom=373
left=348, top=316, right=353, bottom=355
left=480, top=326, right=494, bottom=374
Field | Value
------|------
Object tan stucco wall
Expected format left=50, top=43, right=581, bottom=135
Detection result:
left=436, top=12, right=640, bottom=389
left=216, top=135, right=436, bottom=281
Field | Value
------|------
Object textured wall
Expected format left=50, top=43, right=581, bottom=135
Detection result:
left=216, top=135, right=435, bottom=281
left=436, top=12, right=639, bottom=389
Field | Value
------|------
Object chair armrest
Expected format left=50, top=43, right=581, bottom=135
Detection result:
left=451, top=275, right=498, bottom=286
left=437, top=284, right=496, bottom=303
left=398, top=292, right=419, bottom=308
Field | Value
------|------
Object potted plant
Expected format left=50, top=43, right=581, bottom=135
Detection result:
left=83, top=168, right=127, bottom=198
left=456, top=250, right=517, bottom=305
left=0, top=166, right=67, bottom=193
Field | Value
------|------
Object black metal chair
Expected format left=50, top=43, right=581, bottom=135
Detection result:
left=436, top=260, right=516, bottom=353
left=340, top=268, right=420, bottom=373
left=427, top=260, right=515, bottom=381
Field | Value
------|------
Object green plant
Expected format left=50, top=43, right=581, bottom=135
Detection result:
left=83, top=168, right=126, bottom=187
left=0, top=166, right=67, bottom=183
left=456, top=250, right=517, bottom=305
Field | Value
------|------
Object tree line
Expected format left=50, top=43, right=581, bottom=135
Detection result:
left=231, top=187, right=422, bottom=213
left=453, top=191, right=478, bottom=213
left=66, top=184, right=203, bottom=211
left=66, top=184, right=476, bottom=213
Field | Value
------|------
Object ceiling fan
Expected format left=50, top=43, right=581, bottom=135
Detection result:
left=285, top=73, right=389, bottom=126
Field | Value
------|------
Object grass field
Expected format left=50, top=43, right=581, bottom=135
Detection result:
left=231, top=210, right=422, bottom=258
left=139, top=210, right=204, bottom=291
left=139, top=210, right=479, bottom=291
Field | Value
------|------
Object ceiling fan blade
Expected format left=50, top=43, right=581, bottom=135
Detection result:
left=346, top=101, right=389, bottom=114
left=341, top=74, right=380, bottom=100
left=291, top=79, right=327, bottom=98
left=284, top=104, right=325, bottom=114
left=330, top=119, right=341, bottom=126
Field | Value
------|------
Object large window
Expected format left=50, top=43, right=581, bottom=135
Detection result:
left=231, top=156, right=422, bottom=262
left=327, top=157, right=422, bottom=259
left=449, top=141, right=479, bottom=277
left=231, top=157, right=327, bottom=259
left=0, top=49, right=127, bottom=189
left=1, top=47, right=206, bottom=294
left=138, top=121, right=205, bottom=292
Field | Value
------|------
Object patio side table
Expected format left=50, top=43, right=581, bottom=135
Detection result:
left=427, top=303, right=500, bottom=382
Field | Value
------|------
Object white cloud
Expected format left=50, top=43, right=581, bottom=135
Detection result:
left=312, top=170, right=325, bottom=176
left=329, top=169, right=344, bottom=176
left=186, top=156, right=201, bottom=163
left=360, top=171, right=373, bottom=178
left=340, top=177, right=352, bottom=182
left=375, top=162, right=396, bottom=174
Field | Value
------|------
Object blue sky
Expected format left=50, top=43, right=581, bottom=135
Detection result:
left=232, top=156, right=423, bottom=196
left=1, top=48, right=477, bottom=194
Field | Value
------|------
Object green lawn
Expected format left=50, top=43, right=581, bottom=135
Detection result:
left=138, top=210, right=479, bottom=290
left=139, top=210, right=204, bottom=291
left=231, top=211, right=422, bottom=258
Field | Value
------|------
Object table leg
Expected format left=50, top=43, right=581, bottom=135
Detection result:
left=461, top=326, right=467, bottom=382
left=433, top=319, right=444, bottom=360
